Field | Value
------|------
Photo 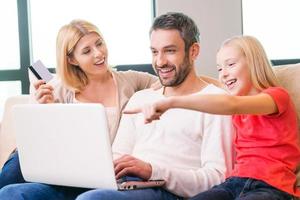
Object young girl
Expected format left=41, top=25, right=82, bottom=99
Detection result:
left=125, top=35, right=300, bottom=199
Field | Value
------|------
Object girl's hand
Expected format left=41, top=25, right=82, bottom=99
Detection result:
left=123, top=98, right=172, bottom=124
left=33, top=80, right=54, bottom=104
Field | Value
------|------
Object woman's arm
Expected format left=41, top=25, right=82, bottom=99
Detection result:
left=124, top=70, right=158, bottom=91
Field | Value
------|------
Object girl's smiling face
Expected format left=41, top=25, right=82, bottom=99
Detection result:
left=217, top=44, right=258, bottom=96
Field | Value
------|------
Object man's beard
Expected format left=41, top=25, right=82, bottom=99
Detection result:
left=156, top=55, right=192, bottom=87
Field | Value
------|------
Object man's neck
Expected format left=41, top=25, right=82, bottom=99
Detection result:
left=163, top=68, right=208, bottom=97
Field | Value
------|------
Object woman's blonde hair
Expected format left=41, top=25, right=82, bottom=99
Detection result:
left=56, top=19, right=103, bottom=91
left=221, top=35, right=279, bottom=90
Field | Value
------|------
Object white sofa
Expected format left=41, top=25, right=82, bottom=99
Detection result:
left=0, top=63, right=299, bottom=195
left=0, top=95, right=30, bottom=168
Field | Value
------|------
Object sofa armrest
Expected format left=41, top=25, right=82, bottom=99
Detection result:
left=0, top=95, right=30, bottom=169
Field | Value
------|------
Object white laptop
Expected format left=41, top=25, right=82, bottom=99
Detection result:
left=12, top=103, right=165, bottom=190
left=12, top=103, right=118, bottom=189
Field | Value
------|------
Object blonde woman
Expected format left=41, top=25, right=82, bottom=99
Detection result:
left=0, top=19, right=158, bottom=190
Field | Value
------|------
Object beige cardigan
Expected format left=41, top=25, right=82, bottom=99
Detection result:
left=32, top=70, right=157, bottom=141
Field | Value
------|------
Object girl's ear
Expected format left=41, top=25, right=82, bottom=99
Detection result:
left=67, top=56, right=79, bottom=66
left=189, top=43, right=200, bottom=60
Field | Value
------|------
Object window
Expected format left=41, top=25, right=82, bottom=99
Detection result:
left=0, top=1, right=22, bottom=120
left=242, top=0, right=300, bottom=60
left=0, top=1, right=20, bottom=69
left=30, top=0, right=153, bottom=68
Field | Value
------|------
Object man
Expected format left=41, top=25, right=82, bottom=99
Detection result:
left=0, top=12, right=233, bottom=200
left=76, top=12, right=233, bottom=200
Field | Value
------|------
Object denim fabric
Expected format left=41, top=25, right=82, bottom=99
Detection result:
left=0, top=175, right=182, bottom=200
left=0, top=151, right=25, bottom=189
left=75, top=176, right=182, bottom=200
left=76, top=187, right=182, bottom=200
left=0, top=182, right=88, bottom=200
left=190, top=177, right=293, bottom=200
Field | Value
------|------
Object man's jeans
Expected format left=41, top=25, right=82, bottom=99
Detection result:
left=0, top=151, right=25, bottom=189
left=76, top=176, right=182, bottom=200
left=0, top=182, right=181, bottom=200
left=190, top=177, right=293, bottom=200
left=76, top=187, right=181, bottom=200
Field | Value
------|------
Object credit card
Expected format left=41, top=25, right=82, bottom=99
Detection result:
left=29, top=60, right=53, bottom=83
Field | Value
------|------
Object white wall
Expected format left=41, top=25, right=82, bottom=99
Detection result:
left=155, top=0, right=242, bottom=77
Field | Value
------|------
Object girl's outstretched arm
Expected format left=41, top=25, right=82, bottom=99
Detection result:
left=124, top=93, right=278, bottom=123
left=170, top=93, right=278, bottom=115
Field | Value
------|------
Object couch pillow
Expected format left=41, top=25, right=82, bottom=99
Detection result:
left=273, top=63, right=300, bottom=131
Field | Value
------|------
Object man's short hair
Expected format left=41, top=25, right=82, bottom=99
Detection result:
left=150, top=12, right=200, bottom=52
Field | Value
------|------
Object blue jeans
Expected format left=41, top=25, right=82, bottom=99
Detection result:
left=76, top=186, right=181, bottom=200
left=190, top=177, right=293, bottom=200
left=0, top=176, right=181, bottom=200
left=0, top=150, right=25, bottom=189
left=0, top=182, right=88, bottom=200
left=75, top=176, right=182, bottom=200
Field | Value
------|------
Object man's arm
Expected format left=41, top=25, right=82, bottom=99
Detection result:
left=112, top=91, right=155, bottom=180
left=149, top=114, right=233, bottom=198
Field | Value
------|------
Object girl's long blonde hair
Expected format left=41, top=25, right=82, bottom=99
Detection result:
left=221, top=35, right=279, bottom=91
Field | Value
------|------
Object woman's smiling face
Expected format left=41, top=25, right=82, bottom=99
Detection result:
left=69, top=32, right=109, bottom=78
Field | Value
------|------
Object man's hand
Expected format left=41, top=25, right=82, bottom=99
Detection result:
left=123, top=98, right=172, bottom=124
left=114, top=155, right=152, bottom=180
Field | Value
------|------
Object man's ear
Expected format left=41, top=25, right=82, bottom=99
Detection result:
left=67, top=56, right=79, bottom=66
left=189, top=43, right=200, bottom=60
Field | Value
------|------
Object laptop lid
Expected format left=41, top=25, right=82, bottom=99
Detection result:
left=12, top=103, right=118, bottom=189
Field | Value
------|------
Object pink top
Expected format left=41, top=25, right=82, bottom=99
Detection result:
left=231, top=87, right=300, bottom=197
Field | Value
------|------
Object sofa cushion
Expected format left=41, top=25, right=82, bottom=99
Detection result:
left=274, top=63, right=300, bottom=131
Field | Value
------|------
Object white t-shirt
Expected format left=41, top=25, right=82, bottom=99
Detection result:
left=112, top=84, right=234, bottom=198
